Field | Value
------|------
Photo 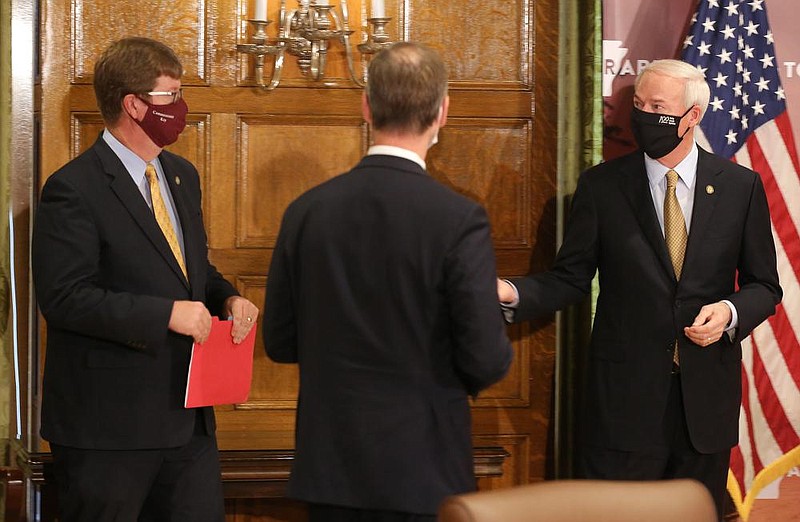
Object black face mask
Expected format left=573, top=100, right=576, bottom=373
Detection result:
left=630, top=106, right=693, bottom=159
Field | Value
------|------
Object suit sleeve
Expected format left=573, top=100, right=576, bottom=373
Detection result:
left=445, top=205, right=513, bottom=395
left=32, top=174, right=174, bottom=348
left=727, top=172, right=782, bottom=340
left=511, top=172, right=598, bottom=322
left=263, top=213, right=298, bottom=363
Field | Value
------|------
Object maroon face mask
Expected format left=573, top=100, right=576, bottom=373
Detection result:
left=135, top=97, right=188, bottom=148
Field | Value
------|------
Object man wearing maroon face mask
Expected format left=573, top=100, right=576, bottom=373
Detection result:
left=31, top=37, right=258, bottom=521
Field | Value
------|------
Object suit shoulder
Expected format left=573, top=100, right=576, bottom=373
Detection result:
left=43, top=146, right=105, bottom=189
left=700, top=149, right=762, bottom=187
left=579, top=150, right=642, bottom=183
left=159, top=149, right=196, bottom=172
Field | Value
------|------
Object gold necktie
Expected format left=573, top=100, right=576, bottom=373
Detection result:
left=664, top=169, right=687, bottom=367
left=145, top=164, right=187, bottom=278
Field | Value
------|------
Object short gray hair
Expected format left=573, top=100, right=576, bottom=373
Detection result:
left=635, top=59, right=711, bottom=120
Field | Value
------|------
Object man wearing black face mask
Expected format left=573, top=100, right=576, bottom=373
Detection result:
left=32, top=37, right=259, bottom=521
left=498, top=59, right=781, bottom=519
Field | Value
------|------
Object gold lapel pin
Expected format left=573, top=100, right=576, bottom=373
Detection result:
left=175, top=176, right=181, bottom=186
left=706, top=184, right=714, bottom=194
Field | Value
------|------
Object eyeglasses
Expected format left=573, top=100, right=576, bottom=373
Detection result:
left=143, top=89, right=183, bottom=104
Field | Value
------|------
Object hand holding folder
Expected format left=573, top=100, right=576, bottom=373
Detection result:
left=184, top=317, right=257, bottom=408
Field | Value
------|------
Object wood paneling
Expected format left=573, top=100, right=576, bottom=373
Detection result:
left=26, top=0, right=560, bottom=519
left=71, top=0, right=209, bottom=84
left=236, top=116, right=366, bottom=248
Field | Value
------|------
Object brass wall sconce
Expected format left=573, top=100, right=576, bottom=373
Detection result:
left=237, top=0, right=394, bottom=89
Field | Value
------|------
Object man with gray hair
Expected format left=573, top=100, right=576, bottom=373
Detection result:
left=499, top=59, right=781, bottom=518
left=264, top=42, right=512, bottom=521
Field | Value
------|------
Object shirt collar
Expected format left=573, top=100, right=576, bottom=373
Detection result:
left=367, top=145, right=426, bottom=170
left=102, top=129, right=155, bottom=184
left=644, top=141, right=699, bottom=189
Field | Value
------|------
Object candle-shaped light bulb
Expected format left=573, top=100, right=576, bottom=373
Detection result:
left=371, top=0, right=385, bottom=18
left=255, top=0, right=268, bottom=20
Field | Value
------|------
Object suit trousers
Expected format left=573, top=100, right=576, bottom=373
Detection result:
left=51, top=411, right=225, bottom=522
left=581, top=373, right=730, bottom=521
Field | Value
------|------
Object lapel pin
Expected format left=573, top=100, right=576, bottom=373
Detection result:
left=175, top=176, right=181, bottom=186
left=706, top=184, right=714, bottom=194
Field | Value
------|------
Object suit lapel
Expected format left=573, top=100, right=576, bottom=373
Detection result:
left=95, top=139, right=190, bottom=289
left=620, top=156, right=676, bottom=280
left=683, top=148, right=721, bottom=277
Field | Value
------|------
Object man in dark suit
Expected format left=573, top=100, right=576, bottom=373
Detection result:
left=499, top=59, right=782, bottom=519
left=32, top=37, right=259, bottom=521
left=263, top=42, right=513, bottom=522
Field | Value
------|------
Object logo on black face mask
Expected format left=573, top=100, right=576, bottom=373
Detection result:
left=630, top=106, right=692, bottom=159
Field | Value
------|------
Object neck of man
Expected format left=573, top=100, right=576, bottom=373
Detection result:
left=108, top=118, right=162, bottom=163
left=372, top=125, right=438, bottom=162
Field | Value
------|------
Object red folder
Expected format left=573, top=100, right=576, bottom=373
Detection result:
left=184, top=317, right=257, bottom=408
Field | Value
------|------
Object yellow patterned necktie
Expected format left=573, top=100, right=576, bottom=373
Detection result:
left=145, top=164, right=187, bottom=278
left=664, top=169, right=687, bottom=368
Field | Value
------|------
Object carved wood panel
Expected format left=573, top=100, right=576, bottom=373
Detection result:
left=33, top=0, right=560, bottom=518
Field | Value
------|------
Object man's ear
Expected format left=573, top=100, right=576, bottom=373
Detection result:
left=122, top=93, right=144, bottom=122
left=689, top=104, right=702, bottom=127
left=439, top=95, right=450, bottom=128
left=361, top=92, right=372, bottom=124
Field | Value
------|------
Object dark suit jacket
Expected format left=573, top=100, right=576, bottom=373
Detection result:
left=512, top=147, right=781, bottom=455
left=32, top=135, right=238, bottom=450
left=263, top=154, right=513, bottom=515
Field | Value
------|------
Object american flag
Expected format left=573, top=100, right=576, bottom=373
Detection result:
left=682, top=0, right=800, bottom=519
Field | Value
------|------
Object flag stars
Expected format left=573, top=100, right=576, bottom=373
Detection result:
left=743, top=44, right=755, bottom=59
left=742, top=92, right=750, bottom=106
left=733, top=82, right=743, bottom=97
left=710, top=96, right=725, bottom=112
left=713, top=72, right=729, bottom=87
left=736, top=59, right=744, bottom=72
left=745, top=21, right=760, bottom=36
left=741, top=115, right=749, bottom=129
left=776, top=87, right=786, bottom=101
left=717, top=48, right=733, bottom=64
left=752, top=100, right=766, bottom=115
left=725, top=129, right=738, bottom=144
left=760, top=53, right=774, bottom=68
left=756, top=76, right=770, bottom=92
left=724, top=1, right=739, bottom=16
left=709, top=0, right=720, bottom=7
left=702, top=17, right=717, bottom=33
left=698, top=41, right=712, bottom=56
left=684, top=35, right=694, bottom=48
left=729, top=106, right=741, bottom=120
left=748, top=0, right=764, bottom=11
left=721, top=24, right=736, bottom=39
left=742, top=69, right=752, bottom=83
left=764, top=30, right=774, bottom=44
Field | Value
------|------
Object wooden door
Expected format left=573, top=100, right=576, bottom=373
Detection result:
left=27, top=0, right=560, bottom=518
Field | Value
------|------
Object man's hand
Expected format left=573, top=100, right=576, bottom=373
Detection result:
left=169, top=301, right=213, bottom=344
left=497, top=278, right=516, bottom=304
left=684, top=301, right=732, bottom=347
left=224, top=296, right=260, bottom=344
